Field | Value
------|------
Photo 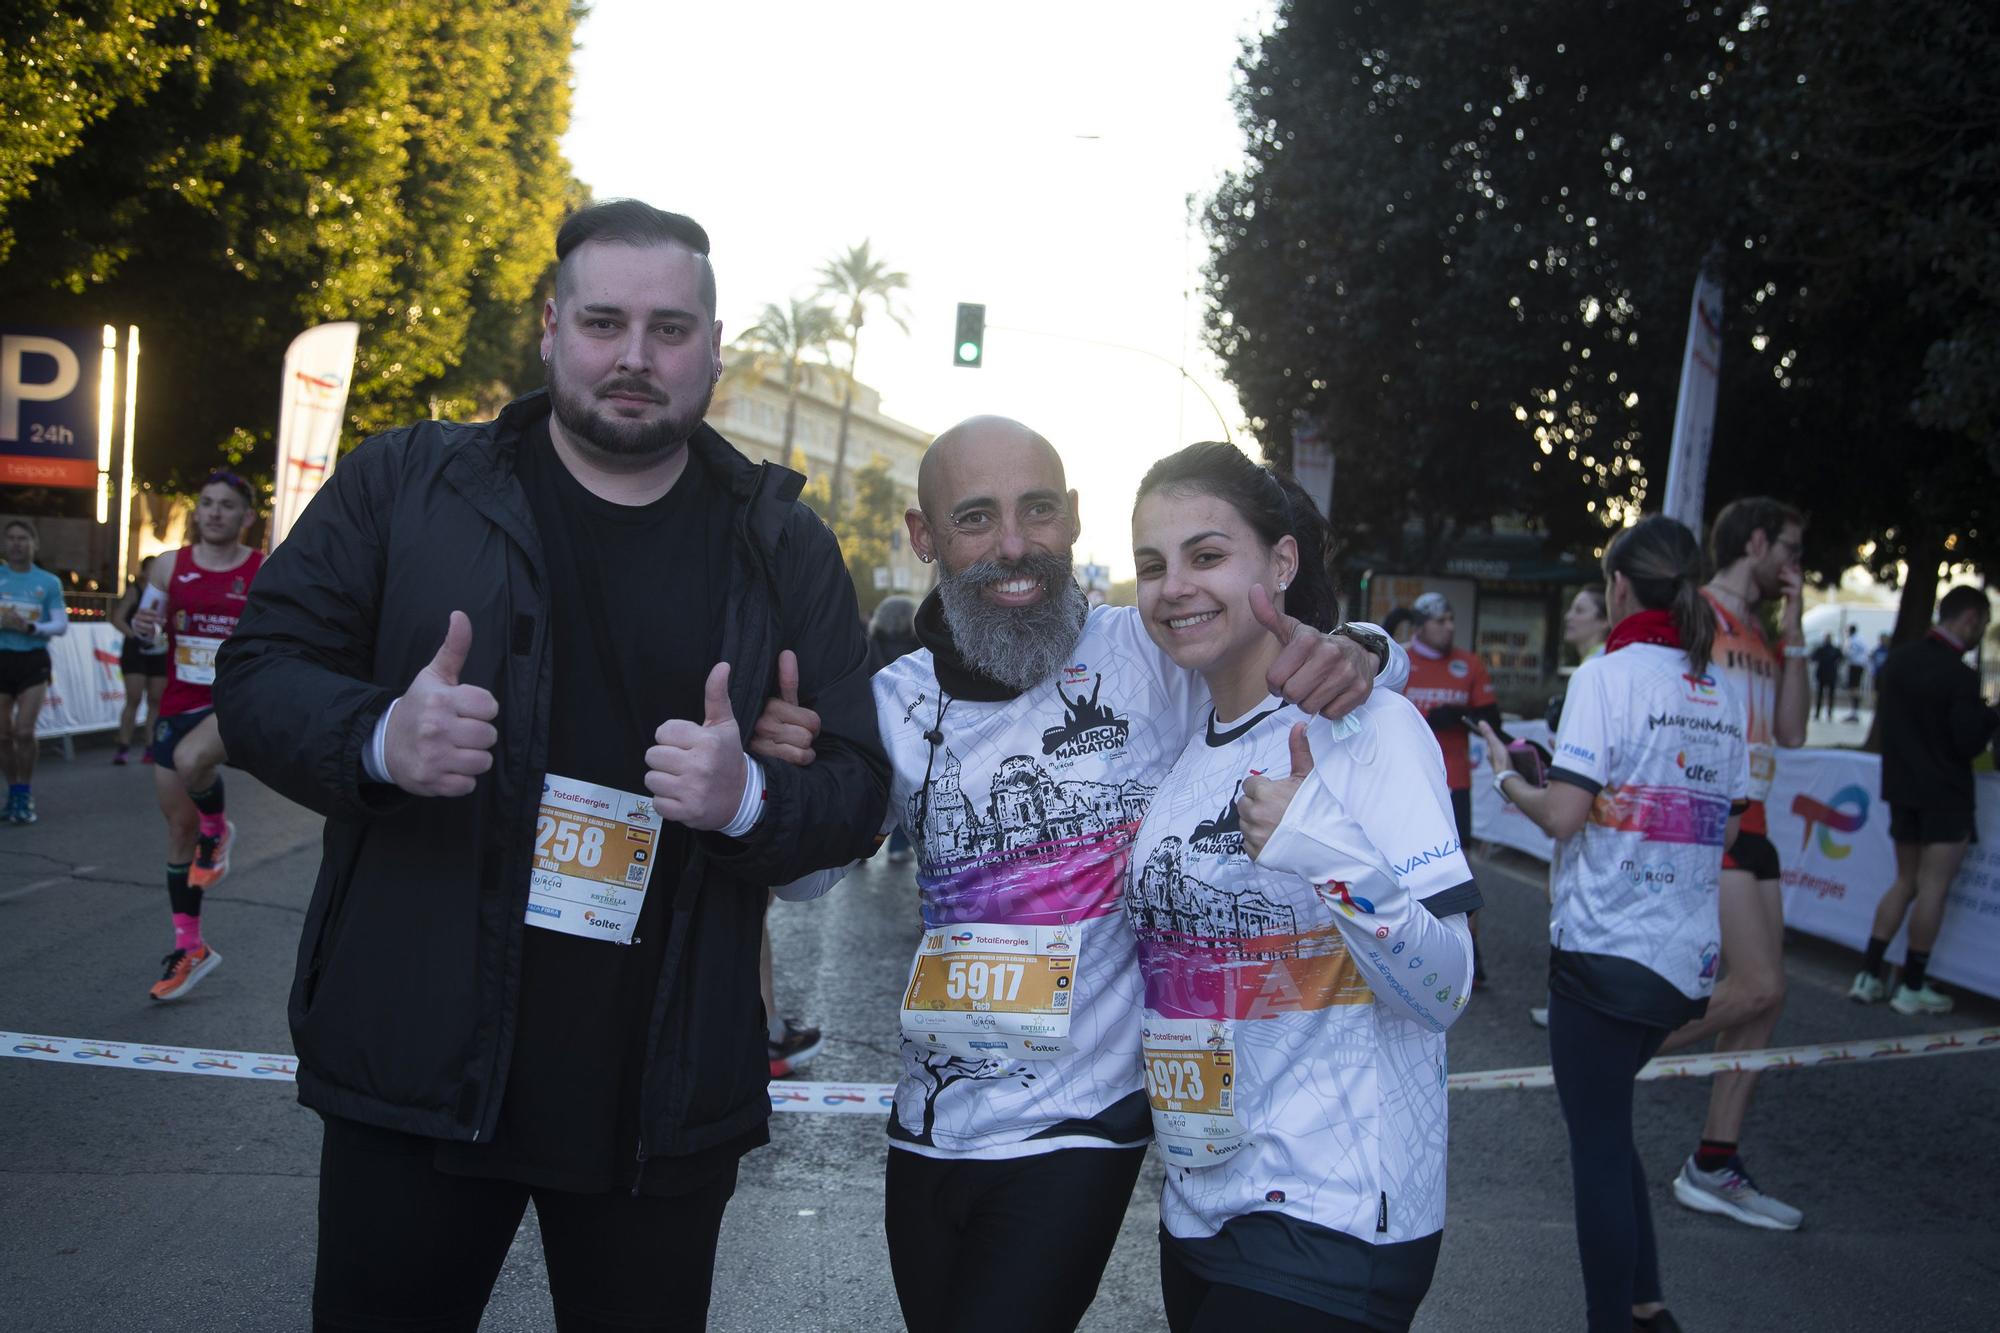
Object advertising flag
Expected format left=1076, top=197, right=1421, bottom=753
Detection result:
left=269, top=322, right=359, bottom=549
left=1662, top=254, right=1724, bottom=533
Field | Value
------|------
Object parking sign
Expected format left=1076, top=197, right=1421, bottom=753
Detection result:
left=1, top=327, right=100, bottom=488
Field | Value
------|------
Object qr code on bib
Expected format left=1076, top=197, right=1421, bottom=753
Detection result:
left=625, top=864, right=647, bottom=885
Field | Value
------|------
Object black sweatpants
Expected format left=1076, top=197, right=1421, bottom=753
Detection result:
left=885, top=1144, right=1147, bottom=1333
left=1159, top=1239, right=1376, bottom=1333
left=1547, top=992, right=1670, bottom=1333
left=314, top=1116, right=736, bottom=1333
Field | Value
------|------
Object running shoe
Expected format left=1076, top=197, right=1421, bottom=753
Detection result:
left=188, top=819, right=235, bottom=890
left=1671, top=1156, right=1803, bottom=1231
left=1889, top=983, right=1953, bottom=1016
left=768, top=1018, right=824, bottom=1079
left=1634, top=1311, right=1684, bottom=1333
left=149, top=945, right=222, bottom=1002
left=4, top=791, right=19, bottom=823
left=14, top=793, right=34, bottom=825
left=112, top=746, right=130, bottom=766
left=1528, top=1005, right=1549, bottom=1028
left=1847, top=971, right=1886, bottom=1004
left=141, top=749, right=155, bottom=764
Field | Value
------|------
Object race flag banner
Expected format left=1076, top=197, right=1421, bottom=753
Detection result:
left=1661, top=252, right=1723, bottom=533
left=269, top=321, right=360, bottom=550
left=1291, top=413, right=1335, bottom=523
left=11, top=1027, right=1998, bottom=1108
left=33, top=621, right=132, bottom=738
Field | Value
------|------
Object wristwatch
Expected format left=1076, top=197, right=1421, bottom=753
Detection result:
left=1492, top=768, right=1520, bottom=800
left=1332, top=623, right=1390, bottom=673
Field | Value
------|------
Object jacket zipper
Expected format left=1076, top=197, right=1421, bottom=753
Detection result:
left=1377, top=1191, right=1389, bottom=1233
left=631, top=1140, right=648, bottom=1197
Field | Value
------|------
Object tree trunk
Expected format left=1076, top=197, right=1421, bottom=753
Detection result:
left=829, top=336, right=860, bottom=520
left=1864, top=532, right=1946, bottom=752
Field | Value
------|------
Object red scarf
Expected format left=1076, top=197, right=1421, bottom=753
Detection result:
left=1604, top=608, right=1683, bottom=654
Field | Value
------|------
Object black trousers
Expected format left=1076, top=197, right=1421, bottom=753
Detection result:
left=1547, top=993, right=1670, bottom=1333
left=1159, top=1238, right=1376, bottom=1333
left=314, top=1116, right=736, bottom=1333
left=885, top=1144, right=1146, bottom=1333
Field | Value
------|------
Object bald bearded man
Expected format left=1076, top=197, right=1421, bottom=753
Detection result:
left=756, top=417, right=1408, bottom=1333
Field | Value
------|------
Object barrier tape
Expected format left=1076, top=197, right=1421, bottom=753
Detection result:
left=8, top=1027, right=1998, bottom=1111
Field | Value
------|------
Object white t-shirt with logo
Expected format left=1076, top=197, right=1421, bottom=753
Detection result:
left=1546, top=644, right=1751, bottom=1023
left=866, top=605, right=1206, bottom=1158
left=1128, top=689, right=1479, bottom=1282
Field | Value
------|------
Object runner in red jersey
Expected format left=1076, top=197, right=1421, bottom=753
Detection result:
left=1656, top=497, right=1811, bottom=1231
left=1403, top=591, right=1503, bottom=985
left=131, top=471, right=263, bottom=1002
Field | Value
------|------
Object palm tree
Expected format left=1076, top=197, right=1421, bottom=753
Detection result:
left=733, top=298, right=839, bottom=471
left=817, top=240, right=909, bottom=517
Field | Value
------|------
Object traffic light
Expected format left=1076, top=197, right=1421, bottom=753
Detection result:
left=953, top=302, right=985, bottom=368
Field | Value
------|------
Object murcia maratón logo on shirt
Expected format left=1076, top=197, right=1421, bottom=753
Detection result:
left=1040, top=671, right=1130, bottom=759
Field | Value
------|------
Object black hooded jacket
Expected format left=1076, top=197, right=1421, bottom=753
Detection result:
left=214, top=391, right=888, bottom=1157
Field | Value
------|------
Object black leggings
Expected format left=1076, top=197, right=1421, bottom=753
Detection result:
left=1547, top=993, right=1670, bottom=1333
left=885, top=1144, right=1146, bottom=1333
left=1159, top=1239, right=1376, bottom=1333
left=313, top=1116, right=735, bottom=1333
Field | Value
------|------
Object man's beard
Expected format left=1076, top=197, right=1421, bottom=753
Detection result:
left=935, top=552, right=1087, bottom=692
left=548, top=364, right=710, bottom=460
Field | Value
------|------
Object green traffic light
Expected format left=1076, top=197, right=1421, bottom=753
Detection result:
left=958, top=341, right=980, bottom=363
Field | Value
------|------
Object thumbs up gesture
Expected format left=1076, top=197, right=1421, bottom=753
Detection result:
left=749, top=650, right=822, bottom=769
left=384, top=611, right=501, bottom=797
left=1253, top=583, right=1374, bottom=719
left=646, top=662, right=748, bottom=830
left=1238, top=722, right=1315, bottom=860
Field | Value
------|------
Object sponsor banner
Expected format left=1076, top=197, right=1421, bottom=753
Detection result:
left=1662, top=257, right=1723, bottom=533
left=1471, top=741, right=2000, bottom=1000
left=35, top=621, right=134, bottom=738
left=15, top=1027, right=1997, bottom=1103
left=1, top=327, right=101, bottom=489
left=269, top=321, right=359, bottom=550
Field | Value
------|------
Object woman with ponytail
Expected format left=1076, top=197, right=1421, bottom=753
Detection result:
left=1477, top=514, right=1746, bottom=1333
left=1127, top=443, right=1479, bottom=1332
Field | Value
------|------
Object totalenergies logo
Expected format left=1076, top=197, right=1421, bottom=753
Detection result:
left=1791, top=784, right=1869, bottom=859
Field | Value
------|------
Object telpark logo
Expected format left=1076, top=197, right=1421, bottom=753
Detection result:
left=1791, top=784, right=1869, bottom=859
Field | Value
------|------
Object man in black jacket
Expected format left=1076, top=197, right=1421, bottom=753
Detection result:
left=214, top=200, right=888, bottom=1331
left=1848, top=585, right=1997, bottom=1016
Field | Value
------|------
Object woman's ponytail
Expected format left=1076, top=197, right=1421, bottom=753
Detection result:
left=1604, top=514, right=1714, bottom=675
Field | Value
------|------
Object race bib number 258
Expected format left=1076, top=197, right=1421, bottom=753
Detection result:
left=523, top=774, right=660, bottom=945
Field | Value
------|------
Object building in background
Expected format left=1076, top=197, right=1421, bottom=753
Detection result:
left=710, top=354, right=934, bottom=611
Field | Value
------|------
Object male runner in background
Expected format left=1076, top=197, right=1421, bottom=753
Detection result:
left=1402, top=590, right=1502, bottom=984
left=1658, top=496, right=1809, bottom=1230
left=0, top=518, right=68, bottom=823
left=131, top=470, right=261, bottom=1001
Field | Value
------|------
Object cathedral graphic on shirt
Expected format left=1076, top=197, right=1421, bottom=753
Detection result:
left=1128, top=835, right=1298, bottom=961
left=912, top=748, right=1154, bottom=866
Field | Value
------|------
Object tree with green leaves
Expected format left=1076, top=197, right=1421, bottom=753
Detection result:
left=733, top=297, right=840, bottom=471
left=0, top=0, right=580, bottom=488
left=817, top=241, right=909, bottom=519
left=801, top=456, right=904, bottom=618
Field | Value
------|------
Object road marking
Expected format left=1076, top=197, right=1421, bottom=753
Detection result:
left=8, top=1027, right=1997, bottom=1108
left=0, top=865, right=98, bottom=904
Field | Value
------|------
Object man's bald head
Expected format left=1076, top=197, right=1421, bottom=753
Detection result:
left=917, top=415, right=1066, bottom=519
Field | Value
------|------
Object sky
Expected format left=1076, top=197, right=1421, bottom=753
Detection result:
left=565, top=1, right=1276, bottom=578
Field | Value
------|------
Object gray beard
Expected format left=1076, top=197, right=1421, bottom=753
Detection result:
left=936, top=554, right=1087, bottom=693
left=548, top=365, right=711, bottom=460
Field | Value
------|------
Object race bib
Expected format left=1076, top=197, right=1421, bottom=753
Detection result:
left=900, top=921, right=1083, bottom=1061
left=524, top=774, right=660, bottom=945
left=174, top=635, right=223, bottom=686
left=1142, top=1016, right=1248, bottom=1166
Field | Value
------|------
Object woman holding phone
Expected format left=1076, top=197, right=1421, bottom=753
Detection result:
left=1478, top=514, right=1748, bottom=1333
left=1127, top=443, right=1479, bottom=1332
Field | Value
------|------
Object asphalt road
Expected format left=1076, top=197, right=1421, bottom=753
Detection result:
left=3, top=738, right=1996, bottom=1331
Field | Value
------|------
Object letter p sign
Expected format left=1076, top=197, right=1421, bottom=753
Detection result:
left=2, top=335, right=81, bottom=443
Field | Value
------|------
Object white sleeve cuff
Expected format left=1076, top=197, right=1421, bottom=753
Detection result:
left=363, top=699, right=398, bottom=785
left=721, top=755, right=766, bottom=838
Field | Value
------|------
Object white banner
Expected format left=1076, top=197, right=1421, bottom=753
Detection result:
left=1291, top=414, right=1334, bottom=522
left=269, top=321, right=359, bottom=550
left=1662, top=257, right=1723, bottom=533
left=35, top=621, right=132, bottom=738
left=1473, top=741, right=2000, bottom=1000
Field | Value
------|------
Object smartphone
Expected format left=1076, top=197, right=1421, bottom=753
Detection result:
left=1507, top=739, right=1550, bottom=788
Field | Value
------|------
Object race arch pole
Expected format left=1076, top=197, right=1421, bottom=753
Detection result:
left=116, top=326, right=139, bottom=583
left=985, top=323, right=1233, bottom=446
